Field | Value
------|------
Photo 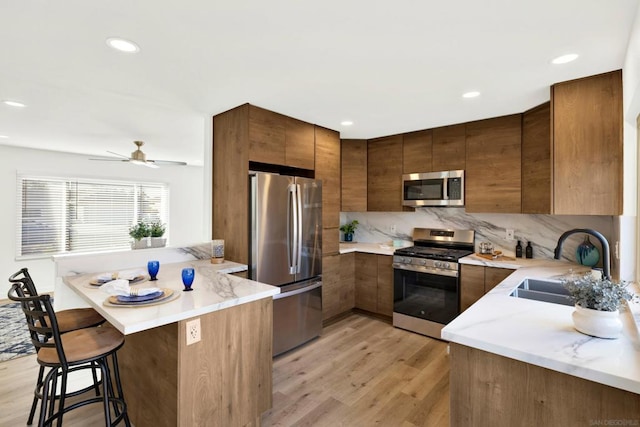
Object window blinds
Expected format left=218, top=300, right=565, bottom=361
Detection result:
left=17, top=175, right=168, bottom=258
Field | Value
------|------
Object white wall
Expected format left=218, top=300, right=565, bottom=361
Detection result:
left=621, top=3, right=640, bottom=281
left=0, top=145, right=207, bottom=292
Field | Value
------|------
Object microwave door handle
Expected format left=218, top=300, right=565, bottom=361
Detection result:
left=443, top=177, right=449, bottom=201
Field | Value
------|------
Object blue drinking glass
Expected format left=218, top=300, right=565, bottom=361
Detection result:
left=147, top=260, right=160, bottom=281
left=182, top=267, right=195, bottom=291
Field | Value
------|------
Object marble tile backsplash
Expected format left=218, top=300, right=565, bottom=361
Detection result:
left=340, top=208, right=615, bottom=266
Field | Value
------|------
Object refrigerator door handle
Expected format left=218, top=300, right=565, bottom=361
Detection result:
left=288, top=183, right=298, bottom=275
left=296, top=183, right=303, bottom=273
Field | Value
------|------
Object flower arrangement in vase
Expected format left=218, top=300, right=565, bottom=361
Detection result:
left=562, top=273, right=637, bottom=339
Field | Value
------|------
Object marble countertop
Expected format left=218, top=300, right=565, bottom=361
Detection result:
left=339, top=242, right=411, bottom=256
left=442, top=259, right=640, bottom=394
left=459, top=253, right=565, bottom=269
left=63, top=259, right=279, bottom=335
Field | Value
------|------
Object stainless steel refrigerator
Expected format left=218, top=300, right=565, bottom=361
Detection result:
left=249, top=172, right=322, bottom=356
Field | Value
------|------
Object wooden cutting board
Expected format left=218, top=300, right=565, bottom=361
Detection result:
left=475, top=252, right=516, bottom=261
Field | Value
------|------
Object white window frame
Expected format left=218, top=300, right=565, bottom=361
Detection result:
left=16, top=174, right=169, bottom=260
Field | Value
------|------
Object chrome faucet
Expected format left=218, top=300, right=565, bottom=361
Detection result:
left=553, top=229, right=611, bottom=280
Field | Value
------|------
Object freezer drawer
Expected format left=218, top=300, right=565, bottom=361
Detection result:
left=273, top=279, right=322, bottom=356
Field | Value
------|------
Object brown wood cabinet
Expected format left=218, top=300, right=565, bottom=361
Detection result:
left=367, top=135, right=403, bottom=211
left=354, top=253, right=393, bottom=316
left=460, top=264, right=513, bottom=311
left=315, top=126, right=341, bottom=255
left=552, top=70, right=623, bottom=215
left=465, top=114, right=522, bottom=213
left=521, top=102, right=551, bottom=214
left=248, top=105, right=315, bottom=169
left=402, top=129, right=432, bottom=174
left=432, top=124, right=466, bottom=171
left=450, top=343, right=640, bottom=427
left=321, top=254, right=341, bottom=321
left=341, top=139, right=368, bottom=212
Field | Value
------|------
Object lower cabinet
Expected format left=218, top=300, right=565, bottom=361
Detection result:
left=322, top=253, right=355, bottom=321
left=460, top=264, right=512, bottom=311
left=355, top=253, right=393, bottom=316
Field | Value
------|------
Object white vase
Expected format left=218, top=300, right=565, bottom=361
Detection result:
left=572, top=305, right=622, bottom=339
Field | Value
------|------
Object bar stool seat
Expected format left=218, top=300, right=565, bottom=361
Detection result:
left=37, top=325, right=124, bottom=366
left=55, top=308, right=105, bottom=333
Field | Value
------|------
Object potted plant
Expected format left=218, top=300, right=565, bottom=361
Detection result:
left=562, top=273, right=637, bottom=339
left=340, top=220, right=359, bottom=242
left=129, top=221, right=151, bottom=249
left=149, top=221, right=167, bottom=248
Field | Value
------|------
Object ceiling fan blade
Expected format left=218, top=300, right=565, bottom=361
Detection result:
left=89, top=157, right=129, bottom=162
left=148, top=159, right=188, bottom=166
left=106, top=150, right=131, bottom=159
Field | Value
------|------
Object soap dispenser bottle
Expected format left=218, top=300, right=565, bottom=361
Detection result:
left=515, top=240, right=523, bottom=258
left=525, top=242, right=533, bottom=259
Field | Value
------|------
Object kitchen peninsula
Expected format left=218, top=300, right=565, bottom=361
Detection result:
left=444, top=257, right=640, bottom=426
left=62, top=258, right=279, bottom=427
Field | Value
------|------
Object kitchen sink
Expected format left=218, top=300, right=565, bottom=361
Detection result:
left=509, top=278, right=574, bottom=306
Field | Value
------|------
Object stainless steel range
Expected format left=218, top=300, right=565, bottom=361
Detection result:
left=393, top=228, right=475, bottom=339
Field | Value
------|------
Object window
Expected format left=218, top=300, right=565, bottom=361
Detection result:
left=16, top=175, right=169, bottom=258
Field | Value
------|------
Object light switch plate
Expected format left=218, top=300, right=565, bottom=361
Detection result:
left=186, top=318, right=201, bottom=345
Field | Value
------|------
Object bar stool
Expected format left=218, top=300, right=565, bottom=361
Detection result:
left=8, top=282, right=130, bottom=427
left=9, top=268, right=106, bottom=425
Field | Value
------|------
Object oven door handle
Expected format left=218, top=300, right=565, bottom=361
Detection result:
left=392, top=263, right=459, bottom=278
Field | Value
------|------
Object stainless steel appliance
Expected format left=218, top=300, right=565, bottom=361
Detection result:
left=249, top=172, right=323, bottom=356
left=393, top=228, right=474, bottom=339
left=402, top=170, right=464, bottom=207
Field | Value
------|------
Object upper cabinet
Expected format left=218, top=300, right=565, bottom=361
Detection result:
left=368, top=135, right=404, bottom=212
left=248, top=105, right=315, bottom=169
left=432, top=124, right=466, bottom=171
left=341, top=139, right=368, bottom=212
left=315, top=126, right=341, bottom=255
left=465, top=115, right=522, bottom=213
left=521, top=102, right=551, bottom=214
left=402, top=130, right=432, bottom=174
left=552, top=70, right=623, bottom=215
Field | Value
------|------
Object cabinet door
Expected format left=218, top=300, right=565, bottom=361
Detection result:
left=285, top=116, right=315, bottom=170
left=466, top=115, right=522, bottom=213
left=432, top=124, right=466, bottom=171
left=321, top=254, right=342, bottom=321
left=367, top=135, right=403, bottom=212
left=376, top=255, right=393, bottom=316
left=340, top=252, right=356, bottom=314
left=315, top=126, right=341, bottom=231
left=248, top=105, right=286, bottom=166
left=522, top=103, right=551, bottom=214
left=355, top=253, right=378, bottom=312
left=403, top=130, right=432, bottom=174
left=341, top=139, right=368, bottom=212
left=552, top=70, right=622, bottom=215
left=484, top=267, right=512, bottom=293
left=460, top=264, right=485, bottom=312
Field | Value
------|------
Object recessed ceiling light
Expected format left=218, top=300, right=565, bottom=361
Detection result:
left=106, top=37, right=140, bottom=53
left=341, top=120, right=354, bottom=126
left=2, top=100, right=26, bottom=107
left=462, top=91, right=480, bottom=98
left=551, top=53, right=579, bottom=64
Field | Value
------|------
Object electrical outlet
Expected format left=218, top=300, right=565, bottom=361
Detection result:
left=390, top=224, right=397, bottom=233
left=186, top=318, right=201, bottom=345
left=506, top=229, right=515, bottom=240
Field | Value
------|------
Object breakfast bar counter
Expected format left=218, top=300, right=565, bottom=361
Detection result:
left=62, top=258, right=279, bottom=427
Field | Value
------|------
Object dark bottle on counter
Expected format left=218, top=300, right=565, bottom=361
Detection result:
left=525, top=242, right=533, bottom=259
left=515, top=240, right=523, bottom=258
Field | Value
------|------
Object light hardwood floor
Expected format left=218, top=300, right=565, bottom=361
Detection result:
left=0, top=314, right=449, bottom=426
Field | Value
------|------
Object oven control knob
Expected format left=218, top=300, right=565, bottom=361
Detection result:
left=434, top=261, right=441, bottom=268
left=417, top=259, right=426, bottom=266
left=443, top=262, right=450, bottom=269
left=403, top=257, right=412, bottom=264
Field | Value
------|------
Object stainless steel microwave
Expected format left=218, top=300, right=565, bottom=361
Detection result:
left=402, top=170, right=464, bottom=207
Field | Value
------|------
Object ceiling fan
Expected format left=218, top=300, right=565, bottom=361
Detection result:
left=89, top=141, right=187, bottom=168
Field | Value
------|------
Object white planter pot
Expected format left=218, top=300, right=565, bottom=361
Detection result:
left=572, top=305, right=622, bottom=339
left=150, top=237, right=166, bottom=248
left=131, top=237, right=151, bottom=250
